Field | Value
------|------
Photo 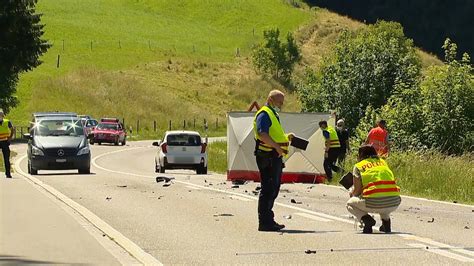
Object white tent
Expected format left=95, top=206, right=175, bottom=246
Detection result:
left=227, top=111, right=336, bottom=183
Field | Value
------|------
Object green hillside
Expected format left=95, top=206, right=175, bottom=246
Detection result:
left=10, top=0, right=440, bottom=136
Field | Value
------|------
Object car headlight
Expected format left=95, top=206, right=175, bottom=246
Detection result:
left=77, top=146, right=90, bottom=156
left=32, top=146, right=44, bottom=156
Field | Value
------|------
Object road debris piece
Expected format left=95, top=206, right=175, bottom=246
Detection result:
left=231, top=185, right=239, bottom=188
left=284, top=215, right=292, bottom=219
left=106, top=197, right=112, bottom=200
left=117, top=185, right=127, bottom=188
left=232, top=179, right=247, bottom=185
left=213, top=213, right=234, bottom=217
left=163, top=183, right=171, bottom=187
left=465, top=226, right=470, bottom=229
left=305, top=250, right=316, bottom=254
left=252, top=191, right=259, bottom=195
left=255, top=186, right=261, bottom=191
left=156, top=176, right=174, bottom=183
left=427, top=218, right=435, bottom=223
left=290, top=199, right=302, bottom=204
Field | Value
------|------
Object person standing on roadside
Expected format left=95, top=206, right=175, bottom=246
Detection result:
left=319, top=120, right=341, bottom=182
left=336, top=119, right=350, bottom=164
left=0, top=109, right=14, bottom=178
left=365, top=120, right=390, bottom=157
left=253, top=90, right=294, bottom=232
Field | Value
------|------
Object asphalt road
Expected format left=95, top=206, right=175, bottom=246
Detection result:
left=5, top=141, right=474, bottom=265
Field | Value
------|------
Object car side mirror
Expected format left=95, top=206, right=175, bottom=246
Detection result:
left=23, top=133, right=32, bottom=140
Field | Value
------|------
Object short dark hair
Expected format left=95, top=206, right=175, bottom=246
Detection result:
left=319, top=120, right=327, bottom=127
left=358, top=145, right=378, bottom=160
left=377, top=119, right=386, bottom=127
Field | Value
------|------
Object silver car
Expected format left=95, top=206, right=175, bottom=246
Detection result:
left=153, top=130, right=208, bottom=175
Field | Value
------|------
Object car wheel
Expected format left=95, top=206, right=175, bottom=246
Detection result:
left=159, top=166, right=165, bottom=173
left=122, top=138, right=126, bottom=146
left=195, top=167, right=201, bottom=175
left=78, top=168, right=90, bottom=174
left=90, top=139, right=94, bottom=145
left=29, top=162, right=38, bottom=175
left=202, top=166, right=208, bottom=175
left=98, top=142, right=102, bottom=145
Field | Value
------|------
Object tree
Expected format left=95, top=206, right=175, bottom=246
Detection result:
left=298, top=21, right=421, bottom=130
left=251, top=28, right=301, bottom=85
left=0, top=0, right=50, bottom=113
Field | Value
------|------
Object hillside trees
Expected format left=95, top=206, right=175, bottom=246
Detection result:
left=251, top=28, right=301, bottom=85
left=0, top=0, right=50, bottom=113
left=298, top=21, right=421, bottom=129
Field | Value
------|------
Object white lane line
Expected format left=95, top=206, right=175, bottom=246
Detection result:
left=16, top=154, right=163, bottom=266
left=399, top=234, right=474, bottom=258
left=186, top=185, right=201, bottom=190
left=407, top=243, right=474, bottom=263
left=93, top=147, right=473, bottom=263
left=229, top=195, right=252, bottom=202
left=294, top=212, right=331, bottom=222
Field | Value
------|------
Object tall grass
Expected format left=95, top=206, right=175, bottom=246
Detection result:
left=207, top=141, right=227, bottom=174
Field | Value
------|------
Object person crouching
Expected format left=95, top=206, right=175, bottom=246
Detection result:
left=346, top=145, right=401, bottom=233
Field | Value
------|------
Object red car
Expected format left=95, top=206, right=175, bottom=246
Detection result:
left=90, top=118, right=127, bottom=146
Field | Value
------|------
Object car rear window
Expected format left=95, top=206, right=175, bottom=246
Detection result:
left=166, top=134, right=201, bottom=146
left=96, top=123, right=118, bottom=130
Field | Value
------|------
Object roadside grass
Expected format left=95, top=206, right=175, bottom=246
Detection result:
left=207, top=141, right=228, bottom=174
left=210, top=142, right=473, bottom=204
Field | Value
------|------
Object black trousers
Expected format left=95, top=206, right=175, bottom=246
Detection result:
left=0, top=141, right=11, bottom=177
left=323, top=148, right=341, bottom=181
left=256, top=153, right=283, bottom=226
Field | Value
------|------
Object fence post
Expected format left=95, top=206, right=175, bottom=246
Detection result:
left=216, top=118, right=218, bottom=129
left=183, top=120, right=186, bottom=129
left=62, top=40, right=65, bottom=51
left=193, top=118, right=196, bottom=129
left=154, top=120, right=156, bottom=132
left=137, top=120, right=140, bottom=133
left=119, top=40, right=121, bottom=49
left=57, top=55, right=60, bottom=68
left=90, top=41, right=93, bottom=51
left=169, top=120, right=172, bottom=130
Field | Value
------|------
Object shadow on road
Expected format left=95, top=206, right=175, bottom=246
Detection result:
left=279, top=229, right=341, bottom=234
left=0, top=255, right=60, bottom=264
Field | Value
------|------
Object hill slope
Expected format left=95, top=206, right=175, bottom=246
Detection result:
left=10, top=1, right=440, bottom=136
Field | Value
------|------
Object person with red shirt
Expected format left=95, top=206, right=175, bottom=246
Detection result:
left=365, top=120, right=390, bottom=157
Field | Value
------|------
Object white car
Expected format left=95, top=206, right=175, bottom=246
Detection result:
left=153, top=130, right=208, bottom=175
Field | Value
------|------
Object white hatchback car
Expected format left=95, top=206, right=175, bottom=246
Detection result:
left=153, top=130, right=208, bottom=175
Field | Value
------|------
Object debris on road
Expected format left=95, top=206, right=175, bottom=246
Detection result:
left=464, top=225, right=470, bottom=229
left=117, top=185, right=127, bottom=188
left=232, top=179, right=247, bottom=185
left=231, top=185, right=239, bottom=189
left=252, top=190, right=259, bottom=195
left=163, top=183, right=172, bottom=187
left=453, top=201, right=458, bottom=203
left=213, top=213, right=234, bottom=217
left=307, top=186, right=315, bottom=189
left=255, top=186, right=261, bottom=191
left=284, top=215, right=292, bottom=219
left=427, top=218, right=435, bottom=223
left=280, top=189, right=290, bottom=193
left=305, top=250, right=316, bottom=254
left=290, top=199, right=302, bottom=204
left=106, top=197, right=112, bottom=200
left=156, top=176, right=174, bottom=183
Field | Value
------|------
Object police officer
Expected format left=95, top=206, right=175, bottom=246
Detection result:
left=318, top=120, right=341, bottom=182
left=253, top=90, right=294, bottom=231
left=0, top=109, right=14, bottom=178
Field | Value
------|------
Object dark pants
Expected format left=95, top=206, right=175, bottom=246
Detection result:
left=338, top=149, right=347, bottom=165
left=324, top=148, right=341, bottom=181
left=1, top=141, right=11, bottom=177
left=256, top=153, right=283, bottom=226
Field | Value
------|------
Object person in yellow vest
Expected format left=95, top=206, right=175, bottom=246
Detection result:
left=253, top=90, right=294, bottom=232
left=0, top=109, right=14, bottom=178
left=347, top=145, right=401, bottom=233
left=318, top=120, right=341, bottom=182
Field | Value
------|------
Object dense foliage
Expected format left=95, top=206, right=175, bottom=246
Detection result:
left=251, top=28, right=301, bottom=85
left=0, top=0, right=50, bottom=113
left=298, top=21, right=420, bottom=130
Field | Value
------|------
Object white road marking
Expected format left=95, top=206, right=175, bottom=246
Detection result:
left=407, top=243, right=474, bottom=263
left=186, top=185, right=201, bottom=190
left=92, top=146, right=474, bottom=263
left=229, top=195, right=252, bottom=202
left=15, top=154, right=163, bottom=266
left=294, top=212, right=331, bottom=222
left=400, top=234, right=474, bottom=258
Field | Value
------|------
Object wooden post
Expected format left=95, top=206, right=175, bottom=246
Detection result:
left=169, top=120, right=172, bottom=130
left=216, top=117, right=218, bottom=129
left=148, top=40, right=151, bottom=50
left=57, top=55, right=60, bottom=68
left=153, top=120, right=156, bottom=132
left=62, top=40, right=65, bottom=51
left=119, top=40, right=121, bottom=49
left=236, top=48, right=240, bottom=57
left=183, top=120, right=186, bottom=129
left=193, top=118, right=196, bottom=129
left=90, top=41, right=93, bottom=51
left=137, top=120, right=139, bottom=133
left=193, top=45, right=195, bottom=53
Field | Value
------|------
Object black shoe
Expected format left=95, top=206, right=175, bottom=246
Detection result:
left=273, top=222, right=285, bottom=230
left=258, top=224, right=283, bottom=232
left=6, top=175, right=12, bottom=178
left=361, top=215, right=376, bottom=234
left=379, top=219, right=391, bottom=233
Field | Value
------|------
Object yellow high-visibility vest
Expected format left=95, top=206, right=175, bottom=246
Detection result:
left=0, top=119, right=11, bottom=141
left=325, top=126, right=341, bottom=148
left=253, top=106, right=289, bottom=155
left=355, top=157, right=400, bottom=198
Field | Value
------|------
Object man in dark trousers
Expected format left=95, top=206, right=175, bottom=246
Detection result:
left=0, top=109, right=14, bottom=178
left=319, top=120, right=341, bottom=182
left=336, top=119, right=350, bottom=164
left=253, top=90, right=294, bottom=232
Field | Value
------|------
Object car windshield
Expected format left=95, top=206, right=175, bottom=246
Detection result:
left=166, top=134, right=201, bottom=146
left=96, top=123, right=118, bottom=130
left=86, top=120, right=98, bottom=127
left=34, top=119, right=84, bottom=136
